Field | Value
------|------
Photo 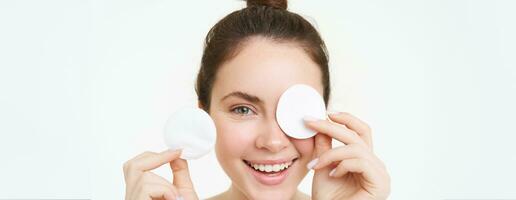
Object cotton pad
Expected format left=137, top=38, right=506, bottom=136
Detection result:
left=276, top=84, right=327, bottom=139
left=163, top=107, right=216, bottom=160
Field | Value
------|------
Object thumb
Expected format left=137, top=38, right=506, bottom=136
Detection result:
left=170, top=158, right=194, bottom=189
left=314, top=133, right=332, bottom=158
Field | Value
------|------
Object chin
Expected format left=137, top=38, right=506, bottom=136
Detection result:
left=232, top=172, right=305, bottom=200
left=238, top=158, right=304, bottom=200
left=245, top=187, right=297, bottom=200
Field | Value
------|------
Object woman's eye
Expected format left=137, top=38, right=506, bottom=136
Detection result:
left=231, top=106, right=255, bottom=116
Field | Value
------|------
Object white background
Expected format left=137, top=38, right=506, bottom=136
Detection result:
left=1, top=0, right=515, bottom=199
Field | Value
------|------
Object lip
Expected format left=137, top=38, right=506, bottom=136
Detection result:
left=242, top=158, right=297, bottom=186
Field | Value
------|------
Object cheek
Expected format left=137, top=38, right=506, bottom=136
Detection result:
left=214, top=120, right=257, bottom=160
left=291, top=138, right=314, bottom=159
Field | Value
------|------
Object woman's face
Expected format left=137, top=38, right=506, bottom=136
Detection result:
left=208, top=37, right=324, bottom=199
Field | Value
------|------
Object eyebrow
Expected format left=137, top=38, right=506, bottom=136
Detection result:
left=220, top=91, right=263, bottom=104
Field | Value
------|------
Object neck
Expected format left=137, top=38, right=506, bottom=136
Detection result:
left=216, top=184, right=309, bottom=200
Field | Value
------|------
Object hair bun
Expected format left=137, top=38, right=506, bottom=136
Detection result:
left=247, top=0, right=288, bottom=10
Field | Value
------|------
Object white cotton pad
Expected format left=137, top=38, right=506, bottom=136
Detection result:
left=163, top=107, right=216, bottom=160
left=276, top=84, right=327, bottom=139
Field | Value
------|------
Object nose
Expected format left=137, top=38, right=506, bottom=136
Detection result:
left=255, top=119, right=290, bottom=152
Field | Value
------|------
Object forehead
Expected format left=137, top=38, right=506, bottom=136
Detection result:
left=211, top=37, right=323, bottom=104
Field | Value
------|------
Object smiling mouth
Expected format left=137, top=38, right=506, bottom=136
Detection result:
left=243, top=158, right=298, bottom=173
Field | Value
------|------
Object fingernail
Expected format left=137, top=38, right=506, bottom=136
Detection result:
left=327, top=110, right=340, bottom=115
left=176, top=195, right=184, bottom=200
left=329, top=168, right=336, bottom=177
left=306, top=158, right=319, bottom=169
left=303, top=116, right=320, bottom=122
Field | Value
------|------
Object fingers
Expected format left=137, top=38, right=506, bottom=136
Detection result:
left=139, top=172, right=180, bottom=195
left=311, top=143, right=388, bottom=195
left=123, top=149, right=185, bottom=200
left=307, top=112, right=390, bottom=198
left=328, top=158, right=380, bottom=186
left=137, top=183, right=176, bottom=200
left=130, top=172, right=180, bottom=200
left=313, top=132, right=332, bottom=158
left=124, top=149, right=182, bottom=183
left=328, top=112, right=373, bottom=148
left=304, top=118, right=366, bottom=147
left=170, top=158, right=195, bottom=189
left=125, top=149, right=182, bottom=172
left=324, top=151, right=391, bottom=199
left=310, top=144, right=373, bottom=170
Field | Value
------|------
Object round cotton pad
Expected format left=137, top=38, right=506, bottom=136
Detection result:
left=163, top=107, right=216, bottom=160
left=276, top=84, right=327, bottom=139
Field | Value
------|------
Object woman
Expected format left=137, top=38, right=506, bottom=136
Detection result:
left=123, top=0, right=390, bottom=199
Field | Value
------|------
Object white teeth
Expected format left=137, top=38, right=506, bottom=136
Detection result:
left=272, top=164, right=280, bottom=172
left=248, top=161, right=293, bottom=173
left=265, top=165, right=272, bottom=172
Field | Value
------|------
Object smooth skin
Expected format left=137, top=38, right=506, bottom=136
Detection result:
left=123, top=150, right=197, bottom=200
left=306, top=112, right=390, bottom=200
left=205, top=37, right=321, bottom=200
left=123, top=37, right=390, bottom=199
left=122, top=112, right=391, bottom=200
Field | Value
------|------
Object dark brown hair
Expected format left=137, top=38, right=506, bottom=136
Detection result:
left=195, top=0, right=330, bottom=112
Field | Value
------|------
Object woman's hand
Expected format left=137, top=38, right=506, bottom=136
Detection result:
left=123, top=149, right=199, bottom=200
left=306, top=112, right=390, bottom=200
